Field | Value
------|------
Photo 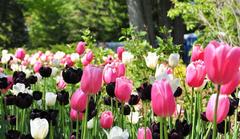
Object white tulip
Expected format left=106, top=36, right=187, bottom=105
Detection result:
left=156, top=73, right=179, bottom=93
left=122, top=51, right=134, bottom=64
left=104, top=126, right=129, bottom=139
left=51, top=67, right=58, bottom=76
left=127, top=112, right=141, bottom=124
left=54, top=51, right=65, bottom=60
left=1, top=53, right=12, bottom=64
left=10, top=64, right=20, bottom=71
left=45, top=92, right=57, bottom=106
left=168, top=53, right=180, bottom=67
left=11, top=83, right=33, bottom=96
left=52, top=59, right=60, bottom=66
left=155, top=64, right=169, bottom=78
left=11, top=83, right=26, bottom=96
left=23, top=69, right=32, bottom=78
left=70, top=53, right=80, bottom=62
left=87, top=118, right=94, bottom=129
left=144, top=52, right=159, bottom=69
left=30, top=118, right=49, bottom=139
left=2, top=49, right=8, bottom=55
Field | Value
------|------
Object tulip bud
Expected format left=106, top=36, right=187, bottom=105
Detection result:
left=206, top=94, right=230, bottom=123
left=15, top=48, right=26, bottom=60
left=62, top=67, right=82, bottom=84
left=191, top=45, right=204, bottom=62
left=45, top=92, right=57, bottom=106
left=33, top=62, right=42, bottom=73
left=168, top=53, right=180, bottom=67
left=144, top=52, right=159, bottom=69
left=80, top=65, right=103, bottom=95
left=30, top=118, right=49, bottom=139
left=81, top=51, right=93, bottom=66
left=100, top=111, right=114, bottom=129
left=76, top=41, right=86, bottom=55
left=151, top=79, right=176, bottom=117
left=114, top=76, right=133, bottom=103
left=137, top=127, right=152, bottom=139
left=39, top=66, right=52, bottom=78
left=186, top=60, right=206, bottom=87
left=70, top=109, right=84, bottom=121
left=204, top=40, right=240, bottom=85
left=220, top=72, right=240, bottom=95
left=70, top=89, right=88, bottom=112
left=117, top=47, right=125, bottom=60
left=57, top=79, right=67, bottom=90
left=122, top=51, right=134, bottom=64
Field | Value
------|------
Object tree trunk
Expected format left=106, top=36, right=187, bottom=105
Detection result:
left=127, top=0, right=156, bottom=47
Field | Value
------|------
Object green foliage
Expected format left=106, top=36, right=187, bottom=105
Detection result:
left=15, top=0, right=128, bottom=48
left=120, top=27, right=153, bottom=87
left=156, top=27, right=181, bottom=60
left=0, top=0, right=28, bottom=48
left=120, top=27, right=179, bottom=87
left=68, top=0, right=128, bottom=42
left=18, top=0, right=71, bottom=47
left=168, top=0, right=240, bottom=46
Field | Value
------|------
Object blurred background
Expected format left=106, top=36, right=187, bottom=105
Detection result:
left=0, top=0, right=239, bottom=54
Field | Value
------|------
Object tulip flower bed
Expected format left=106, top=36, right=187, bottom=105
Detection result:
left=0, top=40, right=240, bottom=139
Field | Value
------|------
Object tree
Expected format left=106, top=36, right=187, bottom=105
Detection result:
left=126, top=0, right=185, bottom=47
left=0, top=0, right=28, bottom=48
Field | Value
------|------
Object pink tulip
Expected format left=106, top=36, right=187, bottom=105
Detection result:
left=1, top=76, right=13, bottom=94
left=76, top=41, right=86, bottom=55
left=204, top=41, right=240, bottom=84
left=70, top=109, right=84, bottom=121
left=70, top=89, right=88, bottom=112
left=100, top=111, right=114, bottom=129
left=117, top=47, right=125, bottom=60
left=57, top=79, right=67, bottom=90
left=151, top=79, right=176, bottom=117
left=137, top=127, right=152, bottom=139
left=104, top=55, right=114, bottom=65
left=15, top=48, right=26, bottom=60
left=81, top=51, right=93, bottom=66
left=116, top=62, right=125, bottom=77
left=206, top=94, right=229, bottom=123
left=220, top=71, right=240, bottom=95
left=33, top=62, right=42, bottom=73
left=191, top=44, right=204, bottom=61
left=114, top=76, right=133, bottom=102
left=81, top=65, right=103, bottom=95
left=186, top=60, right=206, bottom=87
left=65, top=56, right=74, bottom=67
left=103, top=64, right=118, bottom=84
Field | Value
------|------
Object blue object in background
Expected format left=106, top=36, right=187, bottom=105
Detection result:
left=105, top=42, right=124, bottom=51
left=183, top=33, right=197, bottom=64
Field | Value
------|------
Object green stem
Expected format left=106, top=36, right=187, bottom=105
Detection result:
left=191, top=91, right=197, bottom=139
left=121, top=102, right=124, bottom=129
left=203, top=124, right=212, bottom=139
left=224, top=119, right=227, bottom=139
left=83, top=96, right=89, bottom=139
left=21, top=109, right=25, bottom=133
left=190, top=88, right=194, bottom=122
left=163, top=118, right=168, bottom=139
left=159, top=118, right=163, bottom=139
left=50, top=122, right=54, bottom=139
left=212, top=85, right=220, bottom=139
